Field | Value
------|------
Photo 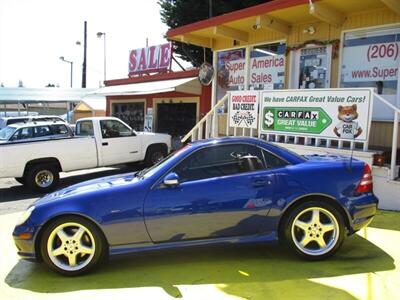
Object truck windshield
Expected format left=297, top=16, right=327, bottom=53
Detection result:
left=0, top=126, right=17, bottom=141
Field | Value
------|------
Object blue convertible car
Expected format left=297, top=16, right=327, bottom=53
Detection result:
left=13, top=137, right=378, bottom=275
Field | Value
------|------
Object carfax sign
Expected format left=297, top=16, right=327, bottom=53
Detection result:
left=229, top=91, right=259, bottom=129
left=260, top=88, right=373, bottom=141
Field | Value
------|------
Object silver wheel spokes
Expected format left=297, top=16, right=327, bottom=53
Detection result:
left=47, top=223, right=95, bottom=271
left=291, top=207, right=339, bottom=256
left=35, top=170, right=54, bottom=188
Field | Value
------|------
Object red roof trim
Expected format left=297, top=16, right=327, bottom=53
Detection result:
left=167, top=0, right=310, bottom=38
left=105, top=69, right=199, bottom=86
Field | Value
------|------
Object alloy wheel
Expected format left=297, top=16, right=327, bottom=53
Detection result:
left=46, top=222, right=96, bottom=272
left=291, top=207, right=339, bottom=256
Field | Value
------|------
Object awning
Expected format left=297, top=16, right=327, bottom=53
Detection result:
left=93, top=77, right=202, bottom=96
left=167, top=0, right=386, bottom=49
left=76, top=95, right=107, bottom=111
left=0, top=88, right=96, bottom=104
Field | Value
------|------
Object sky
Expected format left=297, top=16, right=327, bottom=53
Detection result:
left=0, top=0, right=190, bottom=88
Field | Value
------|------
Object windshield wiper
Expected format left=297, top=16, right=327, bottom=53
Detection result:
left=135, top=168, right=148, bottom=178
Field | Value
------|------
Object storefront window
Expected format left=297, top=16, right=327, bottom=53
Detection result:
left=216, top=48, right=246, bottom=101
left=250, top=43, right=286, bottom=90
left=298, top=46, right=330, bottom=89
left=112, top=102, right=145, bottom=131
left=340, top=26, right=400, bottom=95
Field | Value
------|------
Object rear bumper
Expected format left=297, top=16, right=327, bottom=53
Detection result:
left=346, top=193, right=378, bottom=233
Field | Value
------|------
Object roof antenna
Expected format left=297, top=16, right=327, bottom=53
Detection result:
left=348, top=136, right=356, bottom=172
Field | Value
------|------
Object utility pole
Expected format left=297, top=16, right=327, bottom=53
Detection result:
left=82, top=21, right=87, bottom=88
left=209, top=0, right=213, bottom=18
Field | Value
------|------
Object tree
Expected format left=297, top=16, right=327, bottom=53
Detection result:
left=159, top=0, right=269, bottom=66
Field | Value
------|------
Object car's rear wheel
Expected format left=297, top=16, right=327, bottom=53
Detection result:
left=25, top=164, right=59, bottom=193
left=40, top=216, right=106, bottom=276
left=282, top=201, right=345, bottom=260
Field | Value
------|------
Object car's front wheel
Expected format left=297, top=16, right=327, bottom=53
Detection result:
left=40, top=216, right=106, bottom=276
left=282, top=201, right=345, bottom=260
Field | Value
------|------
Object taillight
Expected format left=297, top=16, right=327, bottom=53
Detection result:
left=356, top=164, right=373, bottom=193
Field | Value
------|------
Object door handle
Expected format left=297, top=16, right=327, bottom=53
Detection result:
left=102, top=142, right=108, bottom=146
left=251, top=177, right=271, bottom=187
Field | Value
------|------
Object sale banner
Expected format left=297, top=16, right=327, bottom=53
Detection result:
left=341, top=42, right=399, bottom=82
left=229, top=91, right=260, bottom=129
left=129, top=43, right=172, bottom=76
left=259, top=89, right=373, bottom=141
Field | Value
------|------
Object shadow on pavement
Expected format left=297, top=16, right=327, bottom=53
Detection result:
left=5, top=233, right=394, bottom=299
left=0, top=164, right=141, bottom=203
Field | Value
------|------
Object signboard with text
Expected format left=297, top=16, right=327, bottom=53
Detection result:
left=341, top=42, right=399, bottom=83
left=259, top=89, right=373, bottom=141
left=221, top=55, right=285, bottom=88
left=129, top=43, right=172, bottom=76
left=229, top=91, right=259, bottom=129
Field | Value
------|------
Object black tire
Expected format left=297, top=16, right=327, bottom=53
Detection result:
left=145, top=144, right=167, bottom=166
left=281, top=200, right=345, bottom=260
left=25, top=164, right=60, bottom=193
left=40, top=215, right=107, bottom=276
left=14, top=177, right=25, bottom=185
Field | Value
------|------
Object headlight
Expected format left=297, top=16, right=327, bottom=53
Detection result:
left=16, top=206, right=35, bottom=226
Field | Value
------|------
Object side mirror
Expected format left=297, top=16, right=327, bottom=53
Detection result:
left=163, top=172, right=179, bottom=187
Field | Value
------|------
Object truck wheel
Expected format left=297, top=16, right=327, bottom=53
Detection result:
left=15, top=177, right=26, bottom=185
left=145, top=145, right=167, bottom=166
left=25, top=164, right=60, bottom=193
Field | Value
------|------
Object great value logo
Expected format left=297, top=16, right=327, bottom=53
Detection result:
left=262, top=107, right=332, bottom=134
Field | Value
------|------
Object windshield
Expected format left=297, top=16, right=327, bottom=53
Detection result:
left=0, top=126, right=17, bottom=141
left=137, top=145, right=190, bottom=178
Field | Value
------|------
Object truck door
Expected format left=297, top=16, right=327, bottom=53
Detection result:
left=98, top=119, right=141, bottom=165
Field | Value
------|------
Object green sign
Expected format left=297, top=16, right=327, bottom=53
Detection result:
left=262, top=107, right=332, bottom=134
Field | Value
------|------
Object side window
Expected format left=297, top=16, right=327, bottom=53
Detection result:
left=10, top=127, right=34, bottom=141
left=7, top=118, right=29, bottom=125
left=76, top=121, right=94, bottom=136
left=100, top=120, right=133, bottom=138
left=34, top=126, right=52, bottom=137
left=174, top=144, right=265, bottom=182
left=51, top=124, right=69, bottom=136
left=262, top=150, right=288, bottom=169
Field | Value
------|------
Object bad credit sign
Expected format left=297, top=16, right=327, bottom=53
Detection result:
left=229, top=91, right=259, bottom=129
left=259, top=89, right=373, bottom=141
left=129, top=43, right=172, bottom=76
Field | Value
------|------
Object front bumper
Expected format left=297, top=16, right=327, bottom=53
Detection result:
left=13, top=224, right=39, bottom=262
left=346, top=193, right=378, bottom=233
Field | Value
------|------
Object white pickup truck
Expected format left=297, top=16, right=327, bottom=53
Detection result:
left=0, top=117, right=171, bottom=192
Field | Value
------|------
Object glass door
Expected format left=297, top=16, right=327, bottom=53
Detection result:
left=292, top=45, right=332, bottom=89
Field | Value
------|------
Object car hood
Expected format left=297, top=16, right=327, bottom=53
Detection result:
left=35, top=172, right=139, bottom=205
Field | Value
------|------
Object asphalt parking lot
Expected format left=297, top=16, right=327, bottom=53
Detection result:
left=0, top=165, right=138, bottom=215
left=0, top=169, right=399, bottom=299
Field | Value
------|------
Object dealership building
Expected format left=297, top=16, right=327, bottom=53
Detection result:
left=165, top=0, right=400, bottom=209
left=94, top=42, right=211, bottom=145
